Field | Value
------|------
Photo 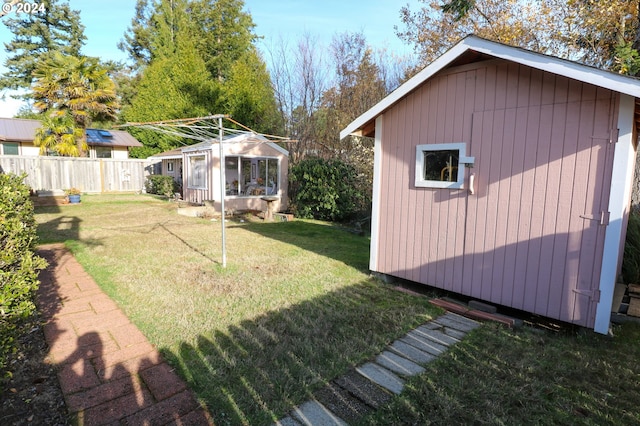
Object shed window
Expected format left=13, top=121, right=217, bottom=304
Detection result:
left=415, top=143, right=474, bottom=189
left=2, top=142, right=19, bottom=155
left=167, top=161, right=174, bottom=172
left=225, top=156, right=279, bottom=196
left=188, top=155, right=207, bottom=189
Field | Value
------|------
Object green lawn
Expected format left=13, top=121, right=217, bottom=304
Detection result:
left=35, top=194, right=439, bottom=424
left=360, top=322, right=640, bottom=425
left=35, top=194, right=640, bottom=425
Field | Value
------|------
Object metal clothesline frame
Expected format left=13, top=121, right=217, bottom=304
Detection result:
left=117, top=115, right=292, bottom=268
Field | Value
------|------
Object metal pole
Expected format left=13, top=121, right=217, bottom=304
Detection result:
left=219, top=116, right=227, bottom=267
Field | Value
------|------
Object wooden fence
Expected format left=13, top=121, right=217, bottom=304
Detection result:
left=0, top=155, right=160, bottom=193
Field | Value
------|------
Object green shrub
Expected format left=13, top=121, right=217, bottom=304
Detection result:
left=289, top=157, right=368, bottom=222
left=623, top=210, right=640, bottom=284
left=0, top=173, right=47, bottom=375
left=145, top=174, right=179, bottom=197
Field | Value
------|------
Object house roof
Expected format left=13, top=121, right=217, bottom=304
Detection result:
left=340, top=35, right=640, bottom=139
left=149, top=132, right=289, bottom=159
left=0, top=117, right=142, bottom=147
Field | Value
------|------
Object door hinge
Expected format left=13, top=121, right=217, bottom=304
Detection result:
left=579, top=211, right=610, bottom=226
left=573, top=288, right=601, bottom=302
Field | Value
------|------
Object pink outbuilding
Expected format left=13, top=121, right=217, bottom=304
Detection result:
left=341, top=36, right=640, bottom=334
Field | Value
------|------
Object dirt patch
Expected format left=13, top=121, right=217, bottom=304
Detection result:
left=1, top=316, right=69, bottom=425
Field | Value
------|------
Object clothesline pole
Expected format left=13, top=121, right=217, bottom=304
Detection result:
left=218, top=115, right=227, bottom=268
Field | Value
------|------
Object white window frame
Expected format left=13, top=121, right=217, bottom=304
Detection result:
left=415, top=142, right=474, bottom=189
left=188, top=155, right=207, bottom=189
left=226, top=155, right=280, bottom=197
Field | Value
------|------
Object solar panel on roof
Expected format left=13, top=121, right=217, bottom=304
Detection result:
left=98, top=130, right=113, bottom=138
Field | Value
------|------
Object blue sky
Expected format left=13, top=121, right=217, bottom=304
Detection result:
left=0, top=0, right=420, bottom=117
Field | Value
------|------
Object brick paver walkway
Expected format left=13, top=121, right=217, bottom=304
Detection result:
left=37, top=244, right=213, bottom=425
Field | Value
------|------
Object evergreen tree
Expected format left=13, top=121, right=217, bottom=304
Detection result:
left=123, top=0, right=219, bottom=157
left=117, top=0, right=153, bottom=68
left=191, top=0, right=257, bottom=81
left=0, top=0, right=86, bottom=93
left=223, top=48, right=281, bottom=134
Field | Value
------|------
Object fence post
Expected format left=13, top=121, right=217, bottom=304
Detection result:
left=100, top=159, right=105, bottom=193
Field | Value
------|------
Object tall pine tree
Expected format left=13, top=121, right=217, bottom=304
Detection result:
left=0, top=0, right=86, bottom=94
left=123, top=0, right=219, bottom=157
left=191, top=0, right=257, bottom=82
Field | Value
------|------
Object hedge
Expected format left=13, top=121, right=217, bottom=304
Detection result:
left=0, top=173, right=47, bottom=375
left=289, top=157, right=368, bottom=222
left=145, top=174, right=179, bottom=197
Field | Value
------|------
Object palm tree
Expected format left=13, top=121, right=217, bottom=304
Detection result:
left=32, top=52, right=119, bottom=156
left=33, top=111, right=85, bottom=156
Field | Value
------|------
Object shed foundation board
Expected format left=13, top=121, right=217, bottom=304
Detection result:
left=431, top=310, right=482, bottom=333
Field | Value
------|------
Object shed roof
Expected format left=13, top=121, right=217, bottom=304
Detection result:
left=149, top=132, right=289, bottom=159
left=341, top=35, right=640, bottom=139
left=0, top=117, right=142, bottom=147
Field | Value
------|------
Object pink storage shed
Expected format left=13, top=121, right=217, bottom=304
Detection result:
left=341, top=36, right=640, bottom=334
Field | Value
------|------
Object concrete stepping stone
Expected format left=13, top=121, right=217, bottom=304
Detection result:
left=420, top=322, right=442, bottom=330
left=314, top=382, right=373, bottom=424
left=442, top=326, right=468, bottom=340
left=389, top=340, right=436, bottom=365
left=432, top=313, right=481, bottom=332
left=376, top=351, right=425, bottom=377
left=356, top=362, right=405, bottom=395
left=291, top=400, right=348, bottom=426
left=274, top=313, right=484, bottom=425
left=413, top=327, right=460, bottom=346
left=400, top=333, right=448, bottom=356
left=334, top=370, right=392, bottom=409
left=274, top=416, right=301, bottom=426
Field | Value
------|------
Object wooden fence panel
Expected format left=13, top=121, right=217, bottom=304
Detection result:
left=0, top=156, right=157, bottom=193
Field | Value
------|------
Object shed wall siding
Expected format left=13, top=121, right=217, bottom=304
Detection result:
left=376, top=60, right=617, bottom=327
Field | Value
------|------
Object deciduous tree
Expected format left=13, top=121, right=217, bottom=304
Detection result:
left=267, top=33, right=329, bottom=162
left=398, top=0, right=640, bottom=75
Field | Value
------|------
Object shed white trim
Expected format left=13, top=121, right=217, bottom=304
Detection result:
left=369, top=116, right=384, bottom=271
left=340, top=35, right=640, bottom=139
left=180, top=132, right=289, bottom=156
left=595, top=94, right=637, bottom=334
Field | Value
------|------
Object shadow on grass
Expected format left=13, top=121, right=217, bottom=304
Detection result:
left=236, top=220, right=370, bottom=271
left=362, top=321, right=640, bottom=426
left=161, top=279, right=437, bottom=425
left=35, top=204, right=79, bottom=243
